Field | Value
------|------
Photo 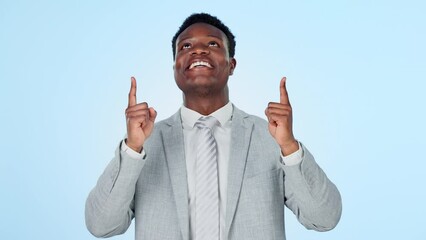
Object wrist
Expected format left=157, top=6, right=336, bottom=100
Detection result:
left=280, top=139, right=299, bottom=156
left=125, top=139, right=143, bottom=153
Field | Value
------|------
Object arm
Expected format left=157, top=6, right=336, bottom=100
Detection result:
left=85, top=77, right=157, bottom=237
left=281, top=143, right=342, bottom=231
left=85, top=141, right=146, bottom=237
left=265, top=77, right=342, bottom=231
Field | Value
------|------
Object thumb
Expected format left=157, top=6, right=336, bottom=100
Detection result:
left=148, top=107, right=157, bottom=122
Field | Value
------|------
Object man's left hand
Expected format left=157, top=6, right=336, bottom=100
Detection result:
left=265, top=77, right=299, bottom=156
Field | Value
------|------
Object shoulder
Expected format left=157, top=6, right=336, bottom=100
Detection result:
left=144, top=110, right=181, bottom=145
left=154, top=110, right=181, bottom=130
left=233, top=106, right=268, bottom=128
left=232, top=106, right=273, bottom=141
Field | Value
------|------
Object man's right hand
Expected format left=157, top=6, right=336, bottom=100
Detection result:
left=125, top=77, right=157, bottom=153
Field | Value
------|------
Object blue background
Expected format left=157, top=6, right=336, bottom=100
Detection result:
left=1, top=0, right=425, bottom=239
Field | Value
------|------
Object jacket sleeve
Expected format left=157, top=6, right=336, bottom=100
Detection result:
left=281, top=143, right=342, bottom=231
left=85, top=141, right=146, bottom=237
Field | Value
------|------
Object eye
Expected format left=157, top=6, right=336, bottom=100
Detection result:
left=181, top=43, right=191, bottom=49
left=208, top=41, right=219, bottom=47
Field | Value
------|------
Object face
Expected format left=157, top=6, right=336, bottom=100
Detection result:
left=173, top=23, right=236, bottom=97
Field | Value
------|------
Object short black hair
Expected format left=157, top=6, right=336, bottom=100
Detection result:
left=172, top=13, right=236, bottom=59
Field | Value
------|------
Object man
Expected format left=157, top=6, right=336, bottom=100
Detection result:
left=85, top=13, right=342, bottom=240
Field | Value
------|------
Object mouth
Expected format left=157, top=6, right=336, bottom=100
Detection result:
left=187, top=60, right=213, bottom=70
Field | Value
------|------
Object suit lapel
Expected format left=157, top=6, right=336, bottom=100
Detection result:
left=225, top=107, right=253, bottom=237
left=162, top=111, right=189, bottom=240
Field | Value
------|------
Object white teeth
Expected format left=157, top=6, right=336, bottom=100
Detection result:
left=189, top=61, right=212, bottom=69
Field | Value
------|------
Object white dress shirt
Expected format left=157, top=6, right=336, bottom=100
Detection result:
left=121, top=102, right=303, bottom=240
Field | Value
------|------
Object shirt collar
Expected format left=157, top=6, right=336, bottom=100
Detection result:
left=180, top=102, right=233, bottom=128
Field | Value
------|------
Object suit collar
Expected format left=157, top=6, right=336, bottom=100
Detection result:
left=162, top=111, right=189, bottom=240
left=225, top=106, right=253, bottom=237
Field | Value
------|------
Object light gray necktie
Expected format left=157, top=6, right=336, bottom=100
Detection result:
left=195, top=116, right=219, bottom=240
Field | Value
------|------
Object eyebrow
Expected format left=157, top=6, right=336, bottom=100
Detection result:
left=177, top=34, right=223, bottom=43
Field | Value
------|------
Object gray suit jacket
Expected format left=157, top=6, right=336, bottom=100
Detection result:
left=85, top=106, right=342, bottom=240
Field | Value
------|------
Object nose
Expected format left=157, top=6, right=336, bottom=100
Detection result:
left=190, top=43, right=210, bottom=55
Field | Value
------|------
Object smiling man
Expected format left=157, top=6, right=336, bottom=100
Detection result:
left=85, top=13, right=342, bottom=240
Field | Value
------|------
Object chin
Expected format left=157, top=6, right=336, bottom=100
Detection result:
left=188, top=85, right=215, bottom=97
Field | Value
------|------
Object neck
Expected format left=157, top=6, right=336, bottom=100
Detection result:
left=183, top=91, right=229, bottom=115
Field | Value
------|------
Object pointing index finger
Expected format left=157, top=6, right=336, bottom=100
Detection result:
left=128, top=77, right=137, bottom=107
left=280, top=77, right=290, bottom=104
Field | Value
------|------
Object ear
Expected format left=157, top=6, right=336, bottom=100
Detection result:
left=229, top=58, right=237, bottom=75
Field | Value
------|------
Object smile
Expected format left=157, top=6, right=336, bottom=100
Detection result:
left=188, top=61, right=213, bottom=69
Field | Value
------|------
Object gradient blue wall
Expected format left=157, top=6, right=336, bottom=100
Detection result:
left=1, top=0, right=425, bottom=239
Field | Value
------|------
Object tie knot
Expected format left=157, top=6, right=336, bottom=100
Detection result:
left=195, top=116, right=219, bottom=130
